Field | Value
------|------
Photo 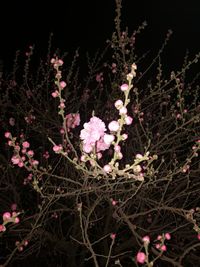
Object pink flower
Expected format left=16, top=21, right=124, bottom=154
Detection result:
left=125, top=116, right=133, bottom=125
left=22, top=141, right=30, bottom=148
left=197, top=234, right=200, bottom=240
left=11, top=156, right=20, bottom=165
left=66, top=113, right=80, bottom=130
left=96, top=138, right=110, bottom=152
left=3, top=212, right=11, bottom=221
left=80, top=116, right=106, bottom=151
left=108, top=121, right=120, bottom=132
left=136, top=252, right=146, bottom=264
left=120, top=83, right=129, bottom=91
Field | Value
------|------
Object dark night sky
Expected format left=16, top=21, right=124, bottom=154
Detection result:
left=1, top=1, right=200, bottom=68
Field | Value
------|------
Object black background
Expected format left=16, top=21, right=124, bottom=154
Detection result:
left=0, top=1, right=200, bottom=67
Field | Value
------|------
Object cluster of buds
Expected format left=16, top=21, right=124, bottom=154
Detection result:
left=15, top=239, right=29, bottom=252
left=0, top=211, right=20, bottom=232
left=136, top=233, right=171, bottom=264
left=5, top=132, right=39, bottom=169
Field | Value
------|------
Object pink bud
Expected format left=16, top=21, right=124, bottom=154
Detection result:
left=110, top=233, right=116, bottom=240
left=136, top=252, right=146, bottom=264
left=125, top=116, right=133, bottom=125
left=120, top=83, right=129, bottom=91
left=32, top=160, right=39, bottom=166
left=157, top=235, right=162, bottom=240
left=108, top=121, right=120, bottom=132
left=121, top=133, right=128, bottom=140
left=165, top=233, right=171, bottom=240
left=5, top=132, right=11, bottom=138
left=58, top=59, right=64, bottom=65
left=22, top=141, right=30, bottom=148
left=53, top=145, right=63, bottom=153
left=24, top=240, right=28, bottom=246
left=0, top=224, right=6, bottom=232
left=14, top=217, right=20, bottom=224
left=27, top=150, right=34, bottom=157
left=51, top=90, right=59, bottom=98
left=60, top=128, right=65, bottom=134
left=142, top=235, right=150, bottom=243
left=136, top=154, right=143, bottom=159
left=111, top=200, right=117, bottom=206
left=114, top=99, right=123, bottom=109
left=119, top=107, right=127, bottom=115
left=114, top=145, right=121, bottom=152
left=60, top=81, right=67, bottom=89
left=18, top=161, right=24, bottom=168
left=160, top=245, right=167, bottom=251
left=3, top=212, right=11, bottom=221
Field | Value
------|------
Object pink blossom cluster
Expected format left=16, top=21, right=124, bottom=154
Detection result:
left=80, top=116, right=114, bottom=153
left=24, top=113, right=36, bottom=124
left=50, top=57, right=64, bottom=69
left=51, top=57, right=67, bottom=99
left=15, top=239, right=29, bottom=252
left=136, top=233, right=171, bottom=264
left=65, top=113, right=80, bottom=131
left=155, top=233, right=171, bottom=251
left=5, top=132, right=39, bottom=168
left=0, top=211, right=20, bottom=232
